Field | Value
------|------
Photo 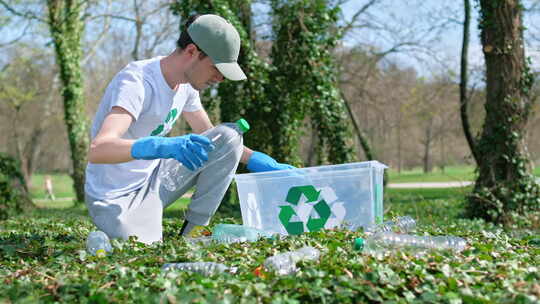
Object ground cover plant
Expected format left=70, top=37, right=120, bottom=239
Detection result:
left=1, top=187, right=539, bottom=303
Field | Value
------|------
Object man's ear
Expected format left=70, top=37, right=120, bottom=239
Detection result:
left=184, top=43, right=199, bottom=58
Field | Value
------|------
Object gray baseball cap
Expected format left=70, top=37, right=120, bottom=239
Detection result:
left=187, top=14, right=247, bottom=81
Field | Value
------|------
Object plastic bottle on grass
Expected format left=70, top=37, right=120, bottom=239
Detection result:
left=264, top=246, right=320, bottom=275
left=184, top=236, right=215, bottom=246
left=365, top=216, right=416, bottom=234
left=161, top=262, right=235, bottom=275
left=159, top=119, right=250, bottom=191
left=354, top=232, right=467, bottom=256
left=212, top=224, right=274, bottom=244
left=86, top=231, right=112, bottom=257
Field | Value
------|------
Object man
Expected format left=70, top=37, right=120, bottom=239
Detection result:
left=85, top=14, right=293, bottom=244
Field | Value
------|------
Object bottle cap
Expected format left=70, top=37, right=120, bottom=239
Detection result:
left=236, top=118, right=250, bottom=133
left=354, top=238, right=364, bottom=251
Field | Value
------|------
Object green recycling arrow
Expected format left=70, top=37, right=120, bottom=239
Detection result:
left=306, top=199, right=331, bottom=231
left=279, top=185, right=333, bottom=235
left=278, top=205, right=304, bottom=235
left=286, top=185, right=320, bottom=205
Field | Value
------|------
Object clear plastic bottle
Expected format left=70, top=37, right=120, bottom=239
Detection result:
left=159, top=118, right=250, bottom=191
left=161, top=262, right=235, bottom=275
left=184, top=236, right=215, bottom=246
left=211, top=224, right=274, bottom=244
left=354, top=232, right=467, bottom=256
left=86, top=231, right=113, bottom=257
left=264, top=246, right=320, bottom=275
left=365, top=216, right=416, bottom=234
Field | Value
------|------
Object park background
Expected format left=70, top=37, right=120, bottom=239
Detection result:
left=1, top=0, right=540, bottom=303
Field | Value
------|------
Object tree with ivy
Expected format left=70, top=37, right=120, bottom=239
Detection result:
left=0, top=153, right=34, bottom=220
left=0, top=0, right=89, bottom=203
left=46, top=0, right=89, bottom=203
left=466, top=0, right=540, bottom=225
left=269, top=0, right=354, bottom=165
left=171, top=0, right=354, bottom=166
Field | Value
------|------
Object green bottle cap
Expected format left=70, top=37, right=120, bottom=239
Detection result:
left=354, top=238, right=365, bottom=251
left=236, top=118, right=250, bottom=133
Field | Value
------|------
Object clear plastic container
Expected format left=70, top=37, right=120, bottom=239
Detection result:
left=355, top=232, right=467, bottom=256
left=365, top=216, right=416, bottom=234
left=160, top=119, right=250, bottom=191
left=161, top=262, right=235, bottom=276
left=264, top=246, right=320, bottom=275
left=235, top=161, right=387, bottom=235
left=86, top=231, right=113, bottom=257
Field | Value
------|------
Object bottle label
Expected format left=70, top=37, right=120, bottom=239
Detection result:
left=95, top=249, right=106, bottom=257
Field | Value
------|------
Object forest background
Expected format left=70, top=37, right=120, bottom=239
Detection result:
left=1, top=0, right=539, bottom=188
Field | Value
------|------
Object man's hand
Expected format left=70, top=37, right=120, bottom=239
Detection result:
left=247, top=151, right=295, bottom=173
left=131, top=134, right=214, bottom=171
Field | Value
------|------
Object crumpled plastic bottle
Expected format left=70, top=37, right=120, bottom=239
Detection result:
left=365, top=216, right=416, bottom=234
left=86, top=231, right=113, bottom=257
left=263, top=246, right=320, bottom=275
left=355, top=232, right=467, bottom=257
left=211, top=224, right=274, bottom=244
left=161, top=262, right=235, bottom=276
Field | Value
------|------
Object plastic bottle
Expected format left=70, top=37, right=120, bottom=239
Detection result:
left=264, top=246, right=320, bottom=275
left=86, top=231, right=113, bottom=257
left=160, top=118, right=250, bottom=191
left=184, top=236, right=215, bottom=246
left=354, top=232, right=467, bottom=256
left=365, top=216, right=416, bottom=234
left=211, top=224, right=274, bottom=244
left=161, top=262, right=235, bottom=275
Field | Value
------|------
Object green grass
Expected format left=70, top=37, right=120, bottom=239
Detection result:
left=30, top=173, right=74, bottom=199
left=388, top=166, right=476, bottom=183
left=2, top=187, right=539, bottom=303
left=29, top=166, right=540, bottom=200
left=388, top=165, right=540, bottom=183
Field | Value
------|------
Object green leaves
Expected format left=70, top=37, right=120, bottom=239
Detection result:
left=1, top=199, right=538, bottom=303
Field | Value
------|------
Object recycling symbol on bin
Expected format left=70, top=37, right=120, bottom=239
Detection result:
left=278, top=185, right=332, bottom=235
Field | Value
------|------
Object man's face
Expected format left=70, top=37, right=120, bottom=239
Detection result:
left=184, top=54, right=225, bottom=91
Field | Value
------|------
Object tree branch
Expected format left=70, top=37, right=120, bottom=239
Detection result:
left=0, top=0, right=46, bottom=23
left=0, top=22, right=31, bottom=47
left=339, top=0, right=378, bottom=37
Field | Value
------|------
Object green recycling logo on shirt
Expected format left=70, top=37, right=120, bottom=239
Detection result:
left=278, top=185, right=332, bottom=235
left=150, top=108, right=178, bottom=136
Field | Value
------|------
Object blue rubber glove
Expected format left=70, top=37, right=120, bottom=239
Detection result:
left=247, top=151, right=295, bottom=173
left=131, top=134, right=214, bottom=171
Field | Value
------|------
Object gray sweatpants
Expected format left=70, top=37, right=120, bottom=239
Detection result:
left=85, top=128, right=243, bottom=244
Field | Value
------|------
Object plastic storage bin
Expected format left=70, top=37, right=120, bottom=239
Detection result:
left=234, top=161, right=387, bottom=235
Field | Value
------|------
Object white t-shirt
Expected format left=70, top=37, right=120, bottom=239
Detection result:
left=85, top=56, right=203, bottom=200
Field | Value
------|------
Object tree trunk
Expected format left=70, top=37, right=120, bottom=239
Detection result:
left=397, top=118, right=402, bottom=173
left=341, top=91, right=375, bottom=160
left=422, top=126, right=432, bottom=173
left=459, top=0, right=479, bottom=165
left=23, top=75, right=58, bottom=189
left=466, top=0, right=540, bottom=224
left=12, top=109, right=30, bottom=191
left=0, top=153, right=34, bottom=220
left=307, top=123, right=318, bottom=166
left=47, top=0, right=89, bottom=204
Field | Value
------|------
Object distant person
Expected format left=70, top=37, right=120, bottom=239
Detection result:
left=44, top=175, right=55, bottom=201
left=85, top=14, right=294, bottom=244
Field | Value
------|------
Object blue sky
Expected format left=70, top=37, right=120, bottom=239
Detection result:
left=1, top=0, right=538, bottom=77
left=339, top=0, right=540, bottom=76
